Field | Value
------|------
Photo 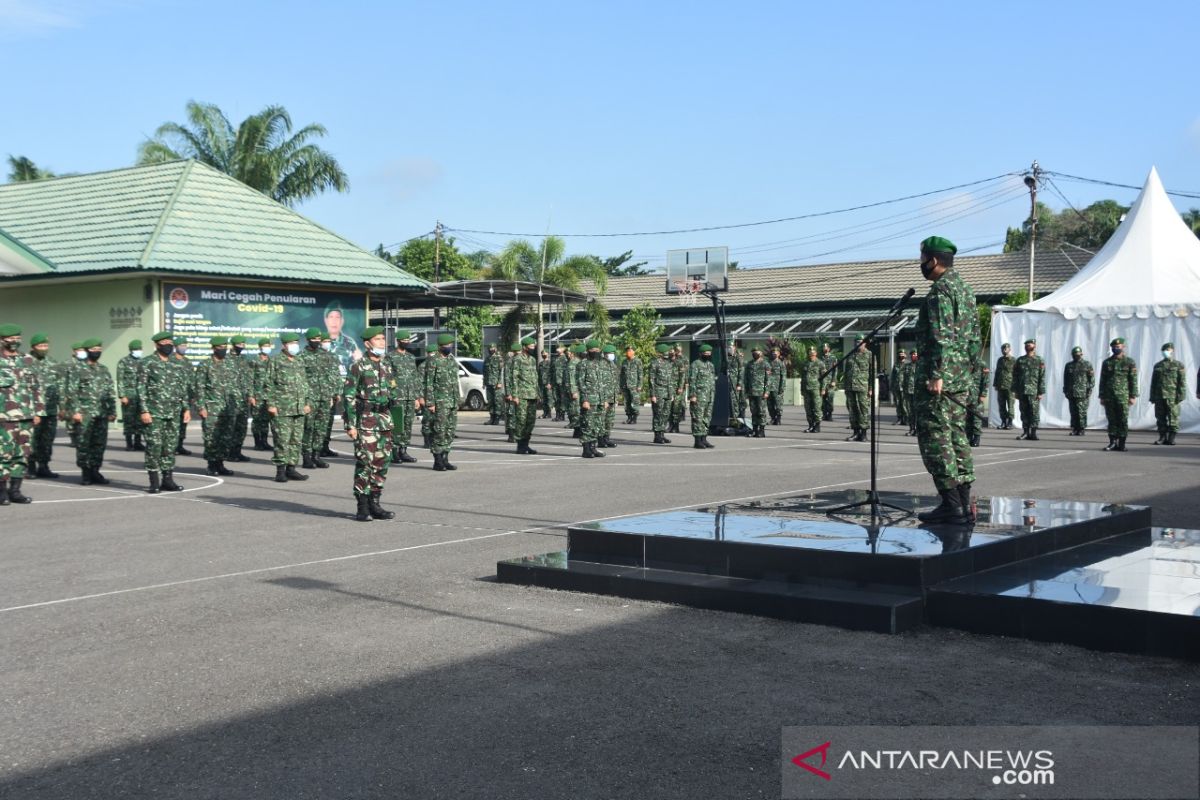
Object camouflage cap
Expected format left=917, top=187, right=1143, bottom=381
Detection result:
left=128, top=339, right=143, bottom=350
left=30, top=332, right=49, bottom=346
left=361, top=325, right=385, bottom=340
left=210, top=335, right=229, bottom=346
left=0, top=324, right=20, bottom=337
left=151, top=331, right=173, bottom=342
left=280, top=332, right=301, bottom=343
left=81, top=337, right=102, bottom=348
left=920, top=235, right=957, bottom=255
left=436, top=332, right=455, bottom=346
left=304, top=327, right=323, bottom=340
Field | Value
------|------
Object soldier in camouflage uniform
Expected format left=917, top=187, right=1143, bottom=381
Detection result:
left=386, top=330, right=420, bottom=464
left=1149, top=342, right=1185, bottom=446
left=842, top=339, right=872, bottom=442
left=768, top=346, right=786, bottom=425
left=66, top=342, right=87, bottom=449
left=1063, top=346, right=1095, bottom=436
left=798, top=347, right=823, bottom=433
left=26, top=333, right=61, bottom=479
left=619, top=345, right=643, bottom=425
left=483, top=343, right=504, bottom=425
left=668, top=345, right=687, bottom=433
left=891, top=349, right=908, bottom=426
left=1012, top=339, right=1046, bottom=440
left=537, top=349, right=554, bottom=419
left=965, top=358, right=990, bottom=447
left=912, top=236, right=981, bottom=526
left=727, top=342, right=746, bottom=422
left=507, top=336, right=541, bottom=454
left=648, top=343, right=674, bottom=444
left=552, top=344, right=569, bottom=422
left=249, top=338, right=274, bottom=451
left=116, top=339, right=146, bottom=452
left=228, top=335, right=253, bottom=462
left=688, top=343, right=716, bottom=449
left=425, top=332, right=461, bottom=471
left=63, top=338, right=117, bottom=485
left=904, top=351, right=919, bottom=436
left=744, top=344, right=771, bottom=438
left=173, top=336, right=196, bottom=456
left=563, top=345, right=581, bottom=434
left=1099, top=337, right=1138, bottom=452
left=193, top=335, right=240, bottom=476
left=0, top=324, right=42, bottom=505
left=300, top=327, right=340, bottom=470
left=992, top=343, right=1016, bottom=429
left=821, top=343, right=838, bottom=421
left=598, top=344, right=619, bottom=449
left=264, top=332, right=313, bottom=482
left=344, top=326, right=397, bottom=522
left=500, top=346, right=517, bottom=442
left=578, top=340, right=608, bottom=458
left=137, top=332, right=190, bottom=493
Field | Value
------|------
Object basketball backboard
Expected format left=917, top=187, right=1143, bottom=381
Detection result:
left=665, top=247, right=729, bottom=295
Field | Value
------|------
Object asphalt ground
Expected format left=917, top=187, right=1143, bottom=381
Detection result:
left=2, top=409, right=1198, bottom=799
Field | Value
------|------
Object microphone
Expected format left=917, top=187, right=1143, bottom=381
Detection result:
left=888, top=288, right=916, bottom=316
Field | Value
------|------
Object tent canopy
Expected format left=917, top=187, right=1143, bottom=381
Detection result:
left=1017, top=167, right=1200, bottom=320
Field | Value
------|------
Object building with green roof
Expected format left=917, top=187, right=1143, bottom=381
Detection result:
left=0, top=160, right=427, bottom=369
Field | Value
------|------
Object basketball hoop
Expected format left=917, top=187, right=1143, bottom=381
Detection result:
left=674, top=279, right=702, bottom=306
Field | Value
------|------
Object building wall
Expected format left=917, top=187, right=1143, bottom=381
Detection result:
left=0, top=275, right=159, bottom=367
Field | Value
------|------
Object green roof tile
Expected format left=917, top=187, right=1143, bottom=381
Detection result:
left=0, top=160, right=426, bottom=290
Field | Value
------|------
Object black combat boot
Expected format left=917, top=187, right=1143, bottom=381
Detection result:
left=582, top=442, right=593, bottom=458
left=1166, top=431, right=1177, bottom=446
left=1027, top=427, right=1039, bottom=441
left=285, top=465, right=309, bottom=481
left=694, top=437, right=705, bottom=449
left=1154, top=431, right=1165, bottom=445
left=206, top=460, right=220, bottom=476
left=519, top=439, right=538, bottom=455
left=604, top=437, right=617, bottom=448
left=917, top=488, right=968, bottom=525
left=957, top=482, right=975, bottom=524
left=312, top=452, right=329, bottom=469
left=89, top=465, right=110, bottom=485
left=321, top=444, right=338, bottom=458
left=125, top=433, right=135, bottom=451
left=845, top=430, right=858, bottom=441
left=591, top=442, right=605, bottom=458
left=0, top=479, right=8, bottom=506
left=7, top=478, right=31, bottom=504
left=703, top=436, right=715, bottom=449
left=35, top=462, right=59, bottom=479
left=176, top=445, right=192, bottom=456
left=1016, top=427, right=1028, bottom=440
left=442, top=453, right=457, bottom=470
left=391, top=447, right=402, bottom=464
left=274, top=464, right=288, bottom=482
left=969, top=434, right=981, bottom=447
left=355, top=495, right=373, bottom=522
left=161, top=471, right=184, bottom=491
left=230, top=447, right=250, bottom=462
left=814, top=422, right=821, bottom=433
left=1104, top=436, right=1117, bottom=451
left=398, top=446, right=416, bottom=463
left=433, top=452, right=446, bottom=471
left=506, top=434, right=515, bottom=443
left=214, top=461, right=234, bottom=476
left=572, top=427, right=581, bottom=439
left=147, top=471, right=161, bottom=494
left=302, top=452, right=315, bottom=469
left=1116, top=437, right=1126, bottom=451
left=369, top=492, right=395, bottom=520
left=81, top=468, right=93, bottom=486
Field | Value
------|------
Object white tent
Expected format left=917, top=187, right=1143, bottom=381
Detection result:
left=991, top=167, right=1200, bottom=433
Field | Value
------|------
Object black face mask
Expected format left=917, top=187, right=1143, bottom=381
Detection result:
left=701, top=353, right=711, bottom=360
left=86, top=350, right=102, bottom=361
left=440, top=346, right=453, bottom=355
left=920, top=258, right=935, bottom=279
left=308, top=341, right=322, bottom=350
left=526, top=348, right=537, bottom=357
left=588, top=351, right=599, bottom=360
left=232, top=346, right=244, bottom=355
left=157, top=343, right=175, bottom=356
left=2, top=340, right=19, bottom=352
left=213, top=348, right=228, bottom=358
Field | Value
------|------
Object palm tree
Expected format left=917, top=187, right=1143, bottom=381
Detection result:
left=7, top=155, right=55, bottom=182
left=137, top=101, right=349, bottom=206
left=1183, top=208, right=1200, bottom=240
left=487, top=236, right=608, bottom=349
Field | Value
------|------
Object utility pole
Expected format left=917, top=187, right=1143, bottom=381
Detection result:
left=537, top=235, right=549, bottom=353
left=1024, top=161, right=1041, bottom=302
left=432, top=220, right=442, bottom=330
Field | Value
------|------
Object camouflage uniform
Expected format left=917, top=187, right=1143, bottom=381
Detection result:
left=1098, top=352, right=1138, bottom=444
left=568, top=350, right=585, bottom=433
left=484, top=350, right=504, bottom=423
left=913, top=266, right=980, bottom=493
left=424, top=350, right=460, bottom=460
left=300, top=345, right=340, bottom=465
left=842, top=348, right=872, bottom=438
left=1062, top=355, right=1096, bottom=434
left=601, top=350, right=619, bottom=445
left=263, top=349, right=313, bottom=470
left=194, top=354, right=242, bottom=466
left=137, top=352, right=190, bottom=479
left=821, top=349, right=838, bottom=420
left=508, top=346, right=540, bottom=450
left=798, top=356, right=823, bottom=431
left=1149, top=355, right=1185, bottom=440
left=669, top=349, right=687, bottom=432
left=688, top=353, right=716, bottom=440
left=0, top=351, right=43, bottom=485
left=173, top=349, right=197, bottom=454
left=385, top=345, right=419, bottom=462
left=250, top=353, right=273, bottom=449
left=1012, top=352, right=1046, bottom=435
left=890, top=353, right=908, bottom=425
left=992, top=351, right=1016, bottom=428
left=619, top=354, right=643, bottom=424
left=27, top=351, right=60, bottom=471
left=727, top=347, right=746, bottom=419
left=578, top=351, right=607, bottom=454
left=745, top=353, right=771, bottom=435
left=63, top=357, right=116, bottom=472
left=344, top=354, right=395, bottom=498
left=767, top=354, right=786, bottom=425
left=648, top=350, right=674, bottom=441
left=116, top=351, right=145, bottom=449
left=228, top=347, right=253, bottom=459
left=904, top=354, right=918, bottom=435
left=965, top=360, right=990, bottom=446
left=552, top=351, right=571, bottom=421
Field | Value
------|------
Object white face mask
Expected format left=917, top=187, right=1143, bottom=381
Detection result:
left=606, top=353, right=615, bottom=361
left=130, top=350, right=144, bottom=359
left=285, top=342, right=300, bottom=356
left=261, top=346, right=274, bottom=355
left=370, top=346, right=386, bottom=357
left=74, top=351, right=88, bottom=360
left=1163, top=350, right=1173, bottom=359
left=321, top=342, right=332, bottom=352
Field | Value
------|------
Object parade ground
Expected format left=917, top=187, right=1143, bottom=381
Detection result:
left=3, top=411, right=1199, bottom=799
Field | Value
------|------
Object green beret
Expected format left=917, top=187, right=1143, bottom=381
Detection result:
left=583, top=339, right=599, bottom=350
left=436, top=332, right=455, bottom=346
left=280, top=332, right=301, bottom=343
left=655, top=343, right=670, bottom=353
left=1110, top=337, right=1125, bottom=346
left=128, top=339, right=142, bottom=350
left=151, top=331, right=173, bottom=343
left=920, top=235, right=957, bottom=255
left=509, top=343, right=521, bottom=352
left=898, top=348, right=906, bottom=354
left=361, top=325, right=384, bottom=340
left=257, top=337, right=272, bottom=346
left=602, top=344, right=617, bottom=354
left=30, top=332, right=48, bottom=346
left=521, top=337, right=535, bottom=347
left=230, top=335, right=247, bottom=345
left=0, top=324, right=21, bottom=337
left=1071, top=346, right=1082, bottom=354
left=81, top=338, right=102, bottom=348
left=570, top=344, right=583, bottom=354
left=394, top=329, right=411, bottom=341
left=1024, top=339, right=1036, bottom=346
left=304, top=327, right=322, bottom=340
left=209, top=335, right=229, bottom=346
left=71, top=342, right=83, bottom=350
left=699, top=343, right=713, bottom=353
left=1163, top=342, right=1174, bottom=350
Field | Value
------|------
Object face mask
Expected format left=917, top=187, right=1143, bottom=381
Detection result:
left=232, top=346, right=244, bottom=355
left=75, top=351, right=88, bottom=361
left=370, top=346, right=386, bottom=357
left=440, top=346, right=453, bottom=355
left=213, top=348, right=228, bottom=358
left=1111, top=346, right=1121, bottom=356
left=261, top=346, right=274, bottom=355
left=286, top=343, right=301, bottom=356
left=131, top=350, right=144, bottom=359
left=1163, top=350, right=1172, bottom=359
left=32, top=349, right=46, bottom=359
left=157, top=343, right=175, bottom=357
left=605, top=353, right=615, bottom=362
left=919, top=258, right=935, bottom=279
left=321, top=342, right=332, bottom=352
left=86, top=350, right=102, bottom=361
left=702, top=353, right=711, bottom=360
left=2, top=340, right=19, bottom=352
left=588, top=351, right=598, bottom=360
left=308, top=341, right=322, bottom=351
left=1072, top=354, right=1081, bottom=361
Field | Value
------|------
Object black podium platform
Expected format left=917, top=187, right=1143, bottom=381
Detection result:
left=497, top=491, right=1169, bottom=645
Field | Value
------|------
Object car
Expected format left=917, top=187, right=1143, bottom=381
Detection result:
left=414, top=355, right=486, bottom=411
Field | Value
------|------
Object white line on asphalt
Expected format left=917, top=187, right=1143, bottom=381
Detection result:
left=0, top=449, right=1083, bottom=615
left=28, top=471, right=224, bottom=503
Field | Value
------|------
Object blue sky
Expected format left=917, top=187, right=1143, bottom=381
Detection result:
left=4, top=0, right=1198, bottom=274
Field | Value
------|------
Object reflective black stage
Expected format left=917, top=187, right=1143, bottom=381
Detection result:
left=497, top=491, right=1195, bottom=658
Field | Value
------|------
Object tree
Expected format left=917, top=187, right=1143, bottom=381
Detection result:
left=1004, top=199, right=1128, bottom=253
left=444, top=306, right=498, bottom=358
left=376, top=237, right=478, bottom=283
left=137, top=101, right=349, bottom=206
left=7, top=155, right=56, bottom=182
left=1183, top=208, right=1200, bottom=240
left=601, top=250, right=651, bottom=276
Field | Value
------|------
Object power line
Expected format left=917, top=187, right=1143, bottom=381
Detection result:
left=1043, top=170, right=1200, bottom=200
left=445, top=172, right=1020, bottom=237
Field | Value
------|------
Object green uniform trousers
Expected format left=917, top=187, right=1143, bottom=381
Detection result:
left=916, top=388, right=974, bottom=492
left=272, top=414, right=306, bottom=466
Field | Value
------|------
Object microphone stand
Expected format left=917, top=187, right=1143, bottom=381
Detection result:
left=820, top=289, right=916, bottom=521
